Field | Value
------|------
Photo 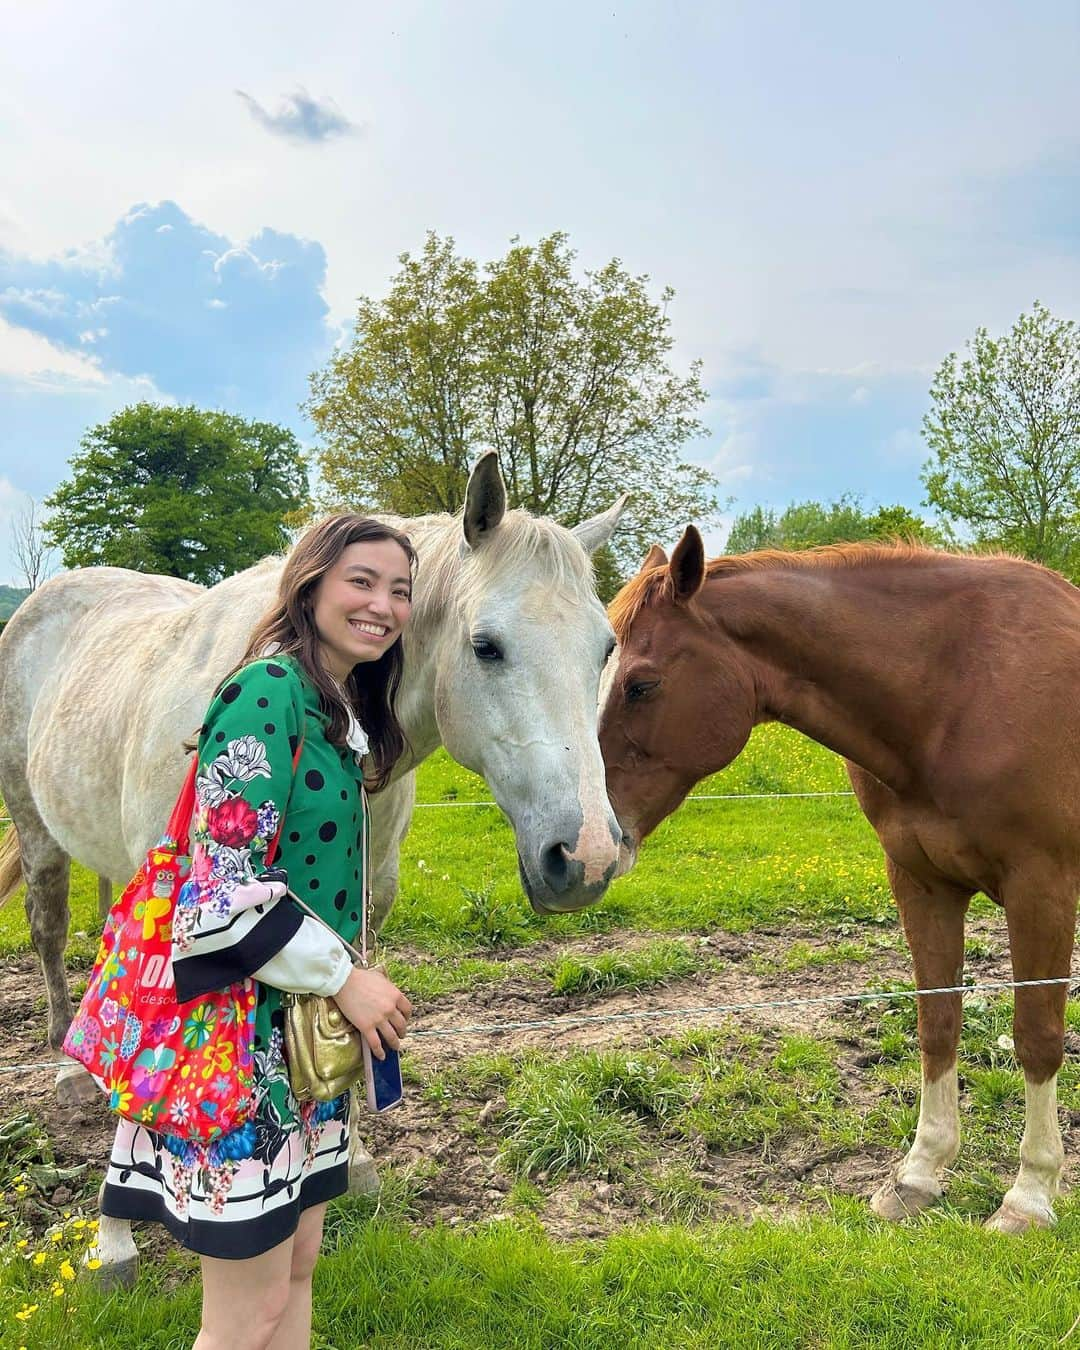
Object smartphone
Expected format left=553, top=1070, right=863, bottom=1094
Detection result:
left=362, top=1036, right=403, bottom=1113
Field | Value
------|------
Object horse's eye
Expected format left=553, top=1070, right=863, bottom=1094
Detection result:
left=472, top=639, right=503, bottom=662
left=627, top=679, right=659, bottom=703
left=603, top=639, right=616, bottom=664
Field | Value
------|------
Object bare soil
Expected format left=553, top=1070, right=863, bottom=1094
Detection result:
left=0, top=917, right=1075, bottom=1250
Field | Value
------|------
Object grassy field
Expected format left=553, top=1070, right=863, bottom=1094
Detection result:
left=1, top=725, right=1077, bottom=1348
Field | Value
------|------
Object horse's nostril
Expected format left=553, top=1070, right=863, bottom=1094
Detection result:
left=539, top=841, right=571, bottom=894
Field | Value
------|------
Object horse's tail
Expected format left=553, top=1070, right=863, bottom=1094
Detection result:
left=0, top=825, right=23, bottom=907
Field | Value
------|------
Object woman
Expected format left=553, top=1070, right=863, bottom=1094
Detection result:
left=100, top=516, right=417, bottom=1350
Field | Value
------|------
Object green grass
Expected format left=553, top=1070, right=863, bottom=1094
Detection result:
left=545, top=938, right=702, bottom=995
left=3, top=724, right=1078, bottom=1345
left=3, top=1205, right=1080, bottom=1348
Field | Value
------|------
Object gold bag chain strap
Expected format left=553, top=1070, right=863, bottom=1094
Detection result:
left=282, top=782, right=371, bottom=971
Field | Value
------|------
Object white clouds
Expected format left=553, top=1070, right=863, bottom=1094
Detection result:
left=0, top=201, right=333, bottom=424
left=0, top=314, right=104, bottom=390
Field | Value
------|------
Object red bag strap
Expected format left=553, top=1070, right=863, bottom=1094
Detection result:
left=265, top=735, right=305, bottom=866
left=167, top=758, right=200, bottom=850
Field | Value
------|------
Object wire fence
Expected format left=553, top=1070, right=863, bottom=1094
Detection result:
left=2, top=975, right=1076, bottom=1076
left=2, top=790, right=1075, bottom=1074
left=0, top=790, right=858, bottom=828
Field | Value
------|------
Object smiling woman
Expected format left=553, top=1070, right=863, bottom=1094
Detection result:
left=98, top=513, right=419, bottom=1350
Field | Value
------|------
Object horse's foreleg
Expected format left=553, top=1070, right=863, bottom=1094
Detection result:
left=85, top=1186, right=139, bottom=1289
left=986, top=886, right=1074, bottom=1233
left=871, top=863, right=971, bottom=1221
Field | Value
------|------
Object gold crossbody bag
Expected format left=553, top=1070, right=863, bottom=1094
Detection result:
left=280, top=783, right=372, bottom=1103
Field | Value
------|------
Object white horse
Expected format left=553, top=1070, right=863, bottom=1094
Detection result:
left=0, top=452, right=625, bottom=1283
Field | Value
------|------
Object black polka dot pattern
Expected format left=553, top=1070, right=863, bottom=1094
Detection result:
left=196, top=655, right=370, bottom=1142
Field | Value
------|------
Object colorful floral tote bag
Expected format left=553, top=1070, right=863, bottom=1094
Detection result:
left=64, top=754, right=279, bottom=1145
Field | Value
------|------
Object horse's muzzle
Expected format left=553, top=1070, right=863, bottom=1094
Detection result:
left=517, top=849, right=615, bottom=915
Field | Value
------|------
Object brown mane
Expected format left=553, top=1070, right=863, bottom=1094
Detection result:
left=608, top=540, right=1028, bottom=641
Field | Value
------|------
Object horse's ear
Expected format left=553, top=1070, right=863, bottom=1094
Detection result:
left=642, top=544, right=668, bottom=571
left=572, top=493, right=630, bottom=554
left=463, top=450, right=507, bottom=548
left=669, top=526, right=705, bottom=603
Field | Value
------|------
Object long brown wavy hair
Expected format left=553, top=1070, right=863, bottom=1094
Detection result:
left=241, top=515, right=417, bottom=791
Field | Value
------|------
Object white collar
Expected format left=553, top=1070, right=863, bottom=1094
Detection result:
left=331, top=678, right=370, bottom=759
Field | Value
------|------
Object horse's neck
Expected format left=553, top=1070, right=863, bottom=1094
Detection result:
left=712, top=565, right=942, bottom=791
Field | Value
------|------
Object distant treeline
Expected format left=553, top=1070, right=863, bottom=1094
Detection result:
left=0, top=586, right=30, bottom=621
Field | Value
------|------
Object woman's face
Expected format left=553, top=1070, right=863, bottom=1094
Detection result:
left=311, top=538, right=413, bottom=681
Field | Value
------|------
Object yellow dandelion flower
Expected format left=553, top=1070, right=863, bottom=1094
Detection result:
left=72, top=1219, right=86, bottom=1230
left=14, top=1303, right=38, bottom=1320
left=59, top=1260, right=76, bottom=1281
left=32, top=1251, right=46, bottom=1266
left=86, top=1258, right=102, bottom=1270
left=16, top=1238, right=28, bottom=1249
left=50, top=1229, right=63, bottom=1243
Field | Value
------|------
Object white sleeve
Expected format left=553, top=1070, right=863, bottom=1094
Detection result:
left=251, top=917, right=353, bottom=996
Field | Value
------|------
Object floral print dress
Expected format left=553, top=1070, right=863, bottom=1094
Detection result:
left=100, top=656, right=369, bottom=1259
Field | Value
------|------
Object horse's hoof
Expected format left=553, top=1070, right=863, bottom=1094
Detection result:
left=348, top=1156, right=382, bottom=1198
left=870, top=1178, right=939, bottom=1222
left=55, top=1064, right=99, bottom=1107
left=82, top=1249, right=139, bottom=1290
left=985, top=1202, right=1053, bottom=1235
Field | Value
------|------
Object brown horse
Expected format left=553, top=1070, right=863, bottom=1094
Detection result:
left=598, top=527, right=1080, bottom=1233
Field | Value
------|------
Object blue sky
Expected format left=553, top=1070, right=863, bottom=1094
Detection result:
left=1, top=1, right=1078, bottom=583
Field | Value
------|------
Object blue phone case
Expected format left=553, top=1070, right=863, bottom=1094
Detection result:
left=363, top=1037, right=403, bottom=1113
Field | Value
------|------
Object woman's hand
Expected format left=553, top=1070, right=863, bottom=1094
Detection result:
left=334, top=966, right=413, bottom=1059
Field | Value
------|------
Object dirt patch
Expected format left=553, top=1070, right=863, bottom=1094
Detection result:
left=0, top=919, right=1073, bottom=1247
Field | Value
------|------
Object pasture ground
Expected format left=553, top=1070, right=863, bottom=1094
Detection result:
left=0, top=727, right=1077, bottom=1347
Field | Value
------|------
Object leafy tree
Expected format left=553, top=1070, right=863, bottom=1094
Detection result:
left=306, top=231, right=717, bottom=573
left=45, top=403, right=308, bottom=583
left=725, top=495, right=942, bottom=553
left=921, top=301, right=1080, bottom=576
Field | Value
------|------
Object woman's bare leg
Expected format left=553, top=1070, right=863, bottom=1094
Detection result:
left=266, top=1203, right=328, bottom=1350
left=193, top=1234, right=294, bottom=1350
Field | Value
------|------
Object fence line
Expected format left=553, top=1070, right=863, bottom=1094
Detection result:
left=0, top=792, right=857, bottom=828
left=1, top=974, right=1076, bottom=1076
left=412, top=791, right=856, bottom=810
